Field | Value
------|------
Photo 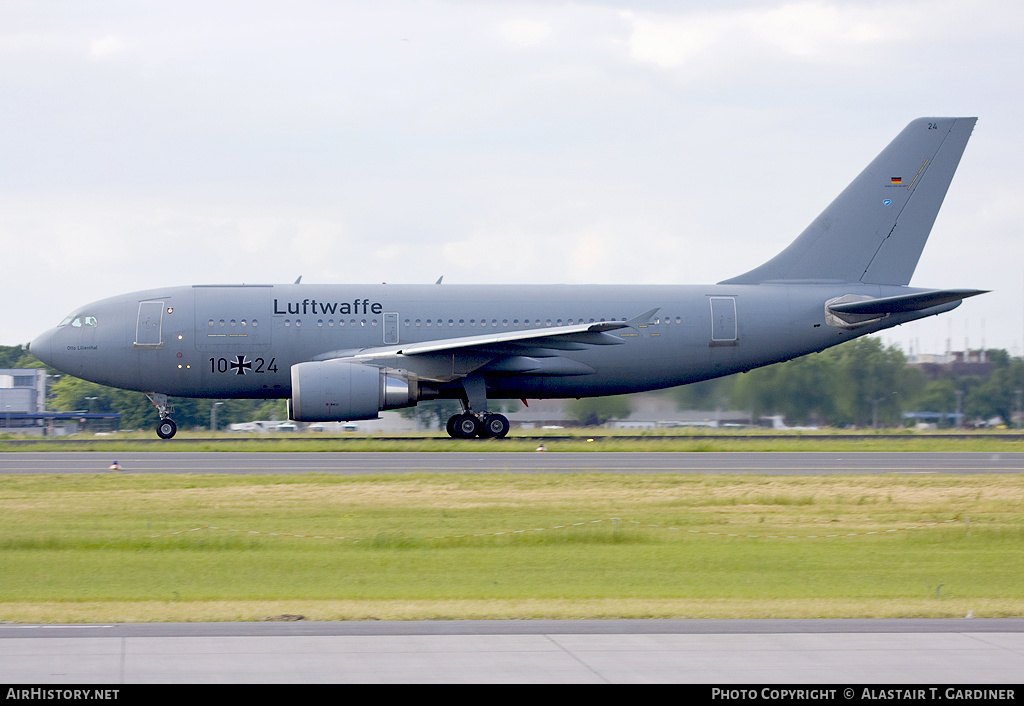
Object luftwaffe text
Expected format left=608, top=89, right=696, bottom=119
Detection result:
left=274, top=298, right=383, bottom=315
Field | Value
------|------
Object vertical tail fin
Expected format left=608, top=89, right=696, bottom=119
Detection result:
left=721, top=117, right=977, bottom=286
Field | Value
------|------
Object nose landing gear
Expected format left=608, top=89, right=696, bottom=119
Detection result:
left=147, top=393, right=178, bottom=439
left=156, top=418, right=178, bottom=439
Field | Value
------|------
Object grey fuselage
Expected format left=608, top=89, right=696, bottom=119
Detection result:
left=30, top=281, right=955, bottom=403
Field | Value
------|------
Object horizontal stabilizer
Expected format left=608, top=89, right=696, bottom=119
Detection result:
left=827, top=289, right=988, bottom=316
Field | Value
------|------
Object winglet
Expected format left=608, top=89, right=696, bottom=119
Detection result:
left=627, top=308, right=660, bottom=329
left=588, top=308, right=660, bottom=333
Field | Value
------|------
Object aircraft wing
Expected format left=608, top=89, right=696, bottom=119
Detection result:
left=314, top=308, right=659, bottom=382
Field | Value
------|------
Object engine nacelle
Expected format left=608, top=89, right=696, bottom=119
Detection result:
left=289, top=360, right=418, bottom=422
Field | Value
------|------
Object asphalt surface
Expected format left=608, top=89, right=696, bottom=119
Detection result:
left=2, top=619, right=1023, bottom=684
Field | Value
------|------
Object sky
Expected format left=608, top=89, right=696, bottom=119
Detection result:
left=2, top=0, right=1023, bottom=357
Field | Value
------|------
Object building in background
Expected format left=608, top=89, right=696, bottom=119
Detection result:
left=0, top=368, right=119, bottom=435
left=0, top=368, right=46, bottom=432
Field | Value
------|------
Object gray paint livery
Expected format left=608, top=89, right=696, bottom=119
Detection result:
left=31, top=118, right=986, bottom=438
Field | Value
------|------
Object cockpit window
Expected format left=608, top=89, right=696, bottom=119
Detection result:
left=58, top=315, right=98, bottom=328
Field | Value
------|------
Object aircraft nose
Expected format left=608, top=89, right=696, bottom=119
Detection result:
left=29, top=328, right=56, bottom=368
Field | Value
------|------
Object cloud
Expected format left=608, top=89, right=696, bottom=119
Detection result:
left=88, top=35, right=127, bottom=60
left=621, top=2, right=903, bottom=74
left=499, top=19, right=552, bottom=47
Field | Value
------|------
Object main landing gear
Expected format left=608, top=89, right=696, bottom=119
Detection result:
left=147, top=393, right=178, bottom=439
left=444, top=374, right=510, bottom=439
left=446, top=412, right=510, bottom=439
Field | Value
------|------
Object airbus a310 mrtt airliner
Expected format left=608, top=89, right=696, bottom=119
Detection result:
left=31, top=117, right=985, bottom=439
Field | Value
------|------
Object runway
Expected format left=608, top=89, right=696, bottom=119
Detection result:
left=3, top=451, right=1022, bottom=684
left=2, top=450, right=1024, bottom=474
left=2, top=619, right=1023, bottom=684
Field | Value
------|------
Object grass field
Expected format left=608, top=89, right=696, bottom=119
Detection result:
left=1, top=471, right=1022, bottom=623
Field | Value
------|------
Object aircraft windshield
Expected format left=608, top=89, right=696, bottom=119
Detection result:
left=58, top=314, right=98, bottom=328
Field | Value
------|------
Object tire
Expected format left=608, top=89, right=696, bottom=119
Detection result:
left=479, top=414, right=509, bottom=439
left=450, top=413, right=480, bottom=439
left=156, top=419, right=177, bottom=439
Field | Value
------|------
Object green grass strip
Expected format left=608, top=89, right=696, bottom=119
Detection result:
left=1, top=472, right=1021, bottom=622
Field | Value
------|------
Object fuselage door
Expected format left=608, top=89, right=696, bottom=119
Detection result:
left=384, top=312, right=399, bottom=345
left=709, top=296, right=738, bottom=346
left=135, top=301, right=165, bottom=348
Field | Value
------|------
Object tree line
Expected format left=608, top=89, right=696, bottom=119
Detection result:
left=668, top=337, right=1023, bottom=428
left=4, top=337, right=1022, bottom=431
left=569, top=337, right=1024, bottom=428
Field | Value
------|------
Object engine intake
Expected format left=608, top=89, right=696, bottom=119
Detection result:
left=289, top=360, right=418, bottom=422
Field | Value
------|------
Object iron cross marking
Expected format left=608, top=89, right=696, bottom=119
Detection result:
left=230, top=355, right=252, bottom=375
